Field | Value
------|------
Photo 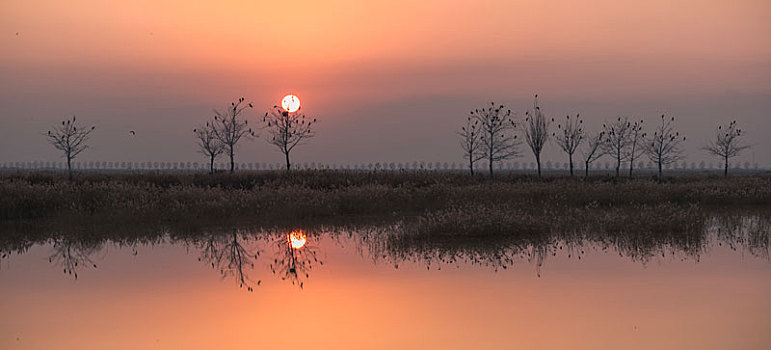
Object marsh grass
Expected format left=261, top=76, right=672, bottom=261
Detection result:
left=388, top=203, right=708, bottom=260
left=1, top=171, right=769, bottom=222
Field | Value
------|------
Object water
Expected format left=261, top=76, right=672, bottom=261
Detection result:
left=1, top=219, right=770, bottom=349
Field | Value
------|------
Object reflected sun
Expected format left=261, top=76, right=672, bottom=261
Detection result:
left=288, top=230, right=307, bottom=249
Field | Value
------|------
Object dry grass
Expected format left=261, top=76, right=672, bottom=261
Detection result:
left=1, top=171, right=769, bottom=222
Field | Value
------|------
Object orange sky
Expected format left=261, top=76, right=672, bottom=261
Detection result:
left=1, top=0, right=770, bottom=165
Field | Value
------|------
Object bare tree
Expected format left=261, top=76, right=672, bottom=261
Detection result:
left=645, top=114, right=685, bottom=181
left=459, top=114, right=485, bottom=175
left=602, top=117, right=633, bottom=177
left=194, top=121, right=224, bottom=174
left=704, top=121, right=750, bottom=177
left=553, top=114, right=584, bottom=176
left=263, top=105, right=317, bottom=170
left=625, top=120, right=645, bottom=177
left=44, top=116, right=95, bottom=182
left=523, top=95, right=550, bottom=177
left=472, top=101, right=520, bottom=177
left=582, top=131, right=606, bottom=177
left=211, top=97, right=255, bottom=173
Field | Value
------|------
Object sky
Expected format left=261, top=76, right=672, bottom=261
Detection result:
left=1, top=0, right=770, bottom=167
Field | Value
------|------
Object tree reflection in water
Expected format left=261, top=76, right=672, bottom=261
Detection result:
left=361, top=212, right=771, bottom=277
left=197, top=231, right=261, bottom=292
left=48, top=239, right=103, bottom=280
left=192, top=229, right=323, bottom=290
left=0, top=211, right=768, bottom=289
left=269, top=229, right=321, bottom=289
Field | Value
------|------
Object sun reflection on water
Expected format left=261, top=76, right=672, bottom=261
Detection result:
left=288, top=230, right=307, bottom=249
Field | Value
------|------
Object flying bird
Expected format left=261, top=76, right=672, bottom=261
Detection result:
left=129, top=130, right=136, bottom=135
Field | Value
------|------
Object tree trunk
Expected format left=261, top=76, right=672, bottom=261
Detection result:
left=488, top=130, right=494, bottom=178
left=67, top=156, right=73, bottom=182
left=285, top=151, right=291, bottom=171
left=569, top=154, right=574, bottom=177
left=585, top=160, right=590, bottom=177
left=536, top=154, right=541, bottom=177
left=724, top=156, right=729, bottom=177
left=229, top=148, right=235, bottom=173
left=657, top=161, right=663, bottom=182
left=615, top=155, right=620, bottom=177
left=209, top=155, right=215, bottom=174
left=629, top=160, right=634, bottom=177
left=468, top=155, right=474, bottom=175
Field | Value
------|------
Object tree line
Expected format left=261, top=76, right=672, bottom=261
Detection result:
left=44, top=97, right=317, bottom=180
left=41, top=95, right=752, bottom=181
left=193, top=98, right=316, bottom=174
left=460, top=95, right=751, bottom=180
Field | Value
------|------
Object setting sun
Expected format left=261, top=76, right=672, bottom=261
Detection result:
left=288, top=230, right=307, bottom=249
left=281, top=94, right=301, bottom=113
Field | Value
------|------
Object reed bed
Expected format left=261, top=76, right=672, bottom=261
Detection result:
left=1, top=171, right=770, bottom=222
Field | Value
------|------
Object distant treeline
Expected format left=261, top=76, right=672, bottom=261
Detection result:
left=0, top=159, right=763, bottom=172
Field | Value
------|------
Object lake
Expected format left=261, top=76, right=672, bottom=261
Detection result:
left=1, top=215, right=770, bottom=349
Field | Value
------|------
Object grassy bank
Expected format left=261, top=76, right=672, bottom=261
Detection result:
left=1, top=171, right=770, bottom=223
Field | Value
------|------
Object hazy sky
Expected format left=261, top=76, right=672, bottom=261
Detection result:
left=1, top=0, right=770, bottom=167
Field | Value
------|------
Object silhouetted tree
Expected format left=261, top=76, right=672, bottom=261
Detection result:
left=625, top=119, right=645, bottom=177
left=212, top=97, right=255, bottom=173
left=194, top=121, right=224, bottom=174
left=263, top=105, right=317, bottom=170
left=523, top=95, right=550, bottom=176
left=44, top=116, right=95, bottom=182
left=471, top=101, right=520, bottom=177
left=553, top=114, right=584, bottom=176
left=459, top=114, right=485, bottom=175
left=645, top=115, right=685, bottom=181
left=602, top=117, right=633, bottom=177
left=704, top=121, right=750, bottom=177
left=582, top=131, right=606, bottom=177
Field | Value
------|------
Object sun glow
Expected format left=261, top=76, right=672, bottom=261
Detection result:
left=281, top=94, right=301, bottom=113
left=288, top=230, right=307, bottom=249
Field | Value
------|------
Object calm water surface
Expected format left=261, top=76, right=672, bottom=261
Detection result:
left=1, top=219, right=770, bottom=349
